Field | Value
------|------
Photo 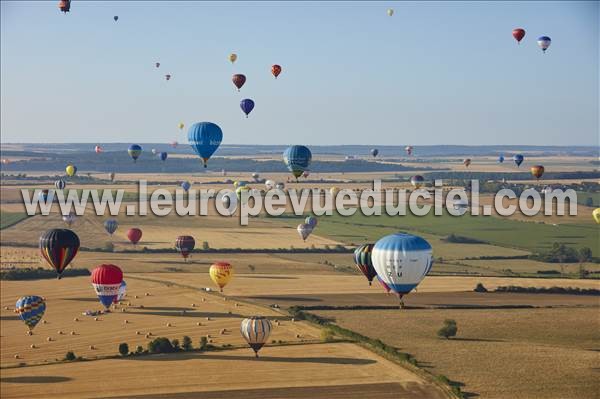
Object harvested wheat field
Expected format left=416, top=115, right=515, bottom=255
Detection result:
left=313, top=307, right=600, bottom=399
left=0, top=343, right=446, bottom=399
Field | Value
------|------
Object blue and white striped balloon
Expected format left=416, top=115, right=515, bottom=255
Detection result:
left=537, top=36, right=551, bottom=53
left=55, top=179, right=66, bottom=190
left=371, top=233, right=433, bottom=299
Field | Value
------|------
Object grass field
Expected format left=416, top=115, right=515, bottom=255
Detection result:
left=312, top=306, right=600, bottom=399
left=0, top=211, right=29, bottom=230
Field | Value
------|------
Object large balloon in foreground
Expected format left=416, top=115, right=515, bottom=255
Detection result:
left=91, top=264, right=123, bottom=309
left=209, top=262, right=233, bottom=292
left=232, top=74, right=246, bottom=91
left=297, top=223, right=313, bottom=241
left=16, top=296, right=46, bottom=332
left=531, top=165, right=544, bottom=179
left=283, top=145, right=312, bottom=180
left=371, top=148, right=379, bottom=157
left=537, top=36, right=551, bottom=52
left=175, top=235, right=196, bottom=261
left=104, top=219, right=118, bottom=236
left=188, top=122, right=223, bottom=168
left=240, top=99, right=255, bottom=117
left=127, top=228, right=142, bottom=245
left=512, top=28, right=526, bottom=43
left=240, top=316, right=272, bottom=357
left=66, top=164, right=77, bottom=177
left=513, top=154, right=524, bottom=167
left=353, top=244, right=377, bottom=285
left=39, top=229, right=80, bottom=278
left=371, top=233, right=433, bottom=303
left=271, top=64, right=282, bottom=79
left=593, top=208, right=600, bottom=224
left=128, top=144, right=142, bottom=163
left=229, top=53, right=237, bottom=64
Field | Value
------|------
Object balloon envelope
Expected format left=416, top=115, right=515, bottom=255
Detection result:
left=229, top=53, right=237, bottom=63
left=353, top=244, right=377, bottom=285
left=65, top=164, right=77, bottom=177
left=127, top=228, right=142, bottom=244
left=531, top=165, right=544, bottom=179
left=114, top=280, right=127, bottom=303
left=371, top=233, right=433, bottom=298
left=498, top=155, right=505, bottom=163
left=16, top=296, right=46, bottom=331
left=297, top=223, right=312, bottom=241
left=512, top=28, right=526, bottom=43
left=240, top=99, right=255, bottom=117
left=181, top=181, right=191, bottom=192
left=39, top=229, right=80, bottom=278
left=91, top=264, right=123, bottom=309
left=371, top=148, right=379, bottom=157
left=176, top=235, right=196, bottom=260
left=55, top=179, right=66, bottom=190
left=188, top=122, right=223, bottom=168
left=209, top=262, right=233, bottom=292
left=128, top=144, right=142, bottom=162
left=410, top=175, right=425, bottom=188
left=283, top=145, right=312, bottom=179
left=537, top=36, right=551, bottom=52
left=513, top=154, right=524, bottom=167
left=158, top=152, right=168, bottom=162
left=232, top=74, right=246, bottom=90
left=305, top=216, right=318, bottom=229
left=271, top=64, right=282, bottom=78
left=104, top=219, right=118, bottom=235
left=240, top=316, right=272, bottom=357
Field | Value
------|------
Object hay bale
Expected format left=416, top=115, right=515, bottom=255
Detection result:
left=30, top=344, right=36, bottom=349
left=14, top=354, right=19, bottom=359
left=134, top=295, right=139, bottom=299
left=136, top=331, right=141, bottom=335
left=26, top=330, right=32, bottom=336
left=206, top=317, right=210, bottom=321
left=196, top=322, right=202, bottom=326
left=94, top=317, right=99, bottom=321
left=191, top=303, right=196, bottom=307
left=42, top=320, right=47, bottom=324
left=145, top=292, right=150, bottom=296
left=46, top=337, right=52, bottom=342
left=201, top=298, right=206, bottom=302
left=121, top=308, right=126, bottom=313
left=73, top=318, right=79, bottom=322
left=57, top=330, right=63, bottom=335
left=166, top=322, right=171, bottom=327
left=124, top=320, right=128, bottom=324
left=89, top=345, right=95, bottom=350
left=70, top=331, right=75, bottom=335
left=296, top=334, right=301, bottom=338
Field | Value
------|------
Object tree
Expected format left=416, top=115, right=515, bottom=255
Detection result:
left=118, top=343, right=129, bottom=356
left=171, top=338, right=180, bottom=351
left=135, top=345, right=144, bottom=354
left=147, top=337, right=174, bottom=354
left=64, top=351, right=76, bottom=361
left=202, top=241, right=210, bottom=250
left=199, top=336, right=208, bottom=351
left=182, top=336, right=193, bottom=351
left=585, top=197, right=594, bottom=207
left=474, top=283, right=488, bottom=293
left=437, top=319, right=458, bottom=339
left=578, top=247, right=592, bottom=263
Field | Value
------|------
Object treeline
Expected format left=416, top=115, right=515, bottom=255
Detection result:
left=529, top=243, right=596, bottom=263
left=494, top=285, right=600, bottom=296
left=1, top=267, right=90, bottom=280
left=443, top=234, right=487, bottom=244
left=423, top=171, right=600, bottom=182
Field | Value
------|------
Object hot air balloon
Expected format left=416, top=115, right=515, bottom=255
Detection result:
left=452, top=199, right=469, bottom=215
left=178, top=122, right=184, bottom=130
left=232, top=74, right=246, bottom=91
left=537, top=36, right=551, bottom=53
left=128, top=144, right=142, bottom=163
left=62, top=212, right=76, bottom=227
left=531, top=165, right=544, bottom=179
left=39, top=229, right=80, bottom=278
left=165, top=74, right=172, bottom=81
left=410, top=175, right=425, bottom=189
left=15, top=296, right=46, bottom=332
left=58, top=0, right=70, bottom=13
left=387, top=8, right=394, bottom=16
left=175, top=235, right=195, bottom=261
left=275, top=182, right=285, bottom=190
left=229, top=53, right=237, bottom=64
left=39, top=189, right=51, bottom=203
left=55, top=179, right=66, bottom=190
left=283, top=145, right=312, bottom=180
left=127, top=228, right=142, bottom=245
left=104, top=219, right=118, bottom=236
left=371, top=233, right=433, bottom=306
left=593, top=208, right=600, bottom=224
left=512, top=28, right=526, bottom=44
left=236, top=186, right=250, bottom=203
left=330, top=186, right=339, bottom=198
left=297, top=223, right=312, bottom=241
left=405, top=146, right=413, bottom=156
left=158, top=152, right=168, bottom=162
left=66, top=164, right=77, bottom=177
left=302, top=171, right=310, bottom=178
left=371, top=148, right=379, bottom=157
left=181, top=181, right=191, bottom=192
left=353, top=244, right=377, bottom=285
left=463, top=159, right=471, bottom=168
left=95, top=145, right=102, bottom=154
left=155, top=62, right=160, bottom=68
left=188, top=122, right=223, bottom=168
left=240, top=316, right=272, bottom=357
left=151, top=148, right=157, bottom=155
left=170, top=141, right=178, bottom=148
left=109, top=172, right=115, bottom=182
left=513, top=154, right=524, bottom=167
left=305, top=216, right=318, bottom=229
left=498, top=155, right=505, bottom=163
left=240, top=99, right=255, bottom=117
left=271, top=64, right=282, bottom=79
left=114, top=280, right=127, bottom=304
left=221, top=191, right=238, bottom=216
left=113, top=15, right=118, bottom=21
left=209, top=262, right=233, bottom=292
left=252, top=172, right=260, bottom=181
left=91, top=264, right=123, bottom=309
left=265, top=180, right=275, bottom=190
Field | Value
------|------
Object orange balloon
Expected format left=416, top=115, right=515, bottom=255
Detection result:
left=271, top=64, right=282, bottom=79
left=531, top=165, right=544, bottom=179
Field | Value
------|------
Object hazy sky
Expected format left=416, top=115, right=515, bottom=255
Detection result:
left=1, top=1, right=598, bottom=146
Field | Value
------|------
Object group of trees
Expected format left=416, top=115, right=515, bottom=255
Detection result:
left=529, top=243, right=594, bottom=264
left=1, top=267, right=90, bottom=281
left=119, top=336, right=208, bottom=356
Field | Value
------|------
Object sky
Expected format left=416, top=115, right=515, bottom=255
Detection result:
left=1, top=1, right=598, bottom=146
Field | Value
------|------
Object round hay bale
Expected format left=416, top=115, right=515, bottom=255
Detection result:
left=166, top=323, right=171, bottom=327
left=4, top=306, right=9, bottom=310
left=201, top=298, right=206, bottom=302
left=26, top=330, right=32, bottom=336
left=136, top=331, right=141, bottom=335
left=191, top=303, right=196, bottom=307
left=139, top=305, right=144, bottom=309
left=206, top=317, right=210, bottom=321
left=145, top=292, right=150, bottom=296
left=94, top=317, right=99, bottom=321
left=89, top=345, right=95, bottom=350
left=70, top=331, right=75, bottom=335
left=196, top=322, right=202, bottom=326
left=46, top=337, right=52, bottom=342
left=42, top=320, right=47, bottom=324
left=121, top=308, right=126, bottom=313
left=134, top=295, right=139, bottom=299
left=73, top=318, right=79, bottom=322
left=296, top=334, right=301, bottom=338
left=208, top=339, right=213, bottom=343
left=291, top=318, right=295, bottom=322
left=57, top=330, right=63, bottom=335
left=124, top=320, right=128, bottom=324
left=14, top=354, right=19, bottom=359
left=30, top=344, right=36, bottom=349
left=235, top=303, right=239, bottom=307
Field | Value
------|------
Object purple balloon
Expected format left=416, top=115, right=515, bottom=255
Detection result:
left=240, top=99, right=255, bottom=118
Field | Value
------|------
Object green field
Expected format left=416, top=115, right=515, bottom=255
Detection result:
left=0, top=211, right=29, bottom=230
left=296, top=210, right=599, bottom=256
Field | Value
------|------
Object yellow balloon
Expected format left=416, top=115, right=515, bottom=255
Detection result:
left=65, top=164, right=77, bottom=177
left=593, top=208, right=600, bottom=224
left=387, top=8, right=394, bottom=16
left=229, top=53, right=237, bottom=63
left=178, top=122, right=184, bottom=130
left=330, top=187, right=339, bottom=197
left=209, top=262, right=233, bottom=292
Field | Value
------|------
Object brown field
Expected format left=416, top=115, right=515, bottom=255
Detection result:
left=313, top=306, right=600, bottom=399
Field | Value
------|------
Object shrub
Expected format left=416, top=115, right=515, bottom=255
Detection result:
left=202, top=241, right=210, bottom=250
left=473, top=283, right=488, bottom=293
left=437, top=319, right=458, bottom=339
left=147, top=337, right=175, bottom=354
left=320, top=328, right=335, bottom=342
left=104, top=241, right=115, bottom=252
left=171, top=339, right=180, bottom=351
left=247, top=264, right=256, bottom=272
left=135, top=345, right=144, bottom=354
left=199, top=336, right=208, bottom=351
left=182, top=336, right=193, bottom=351
left=118, top=343, right=129, bottom=356
left=64, top=351, right=76, bottom=361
